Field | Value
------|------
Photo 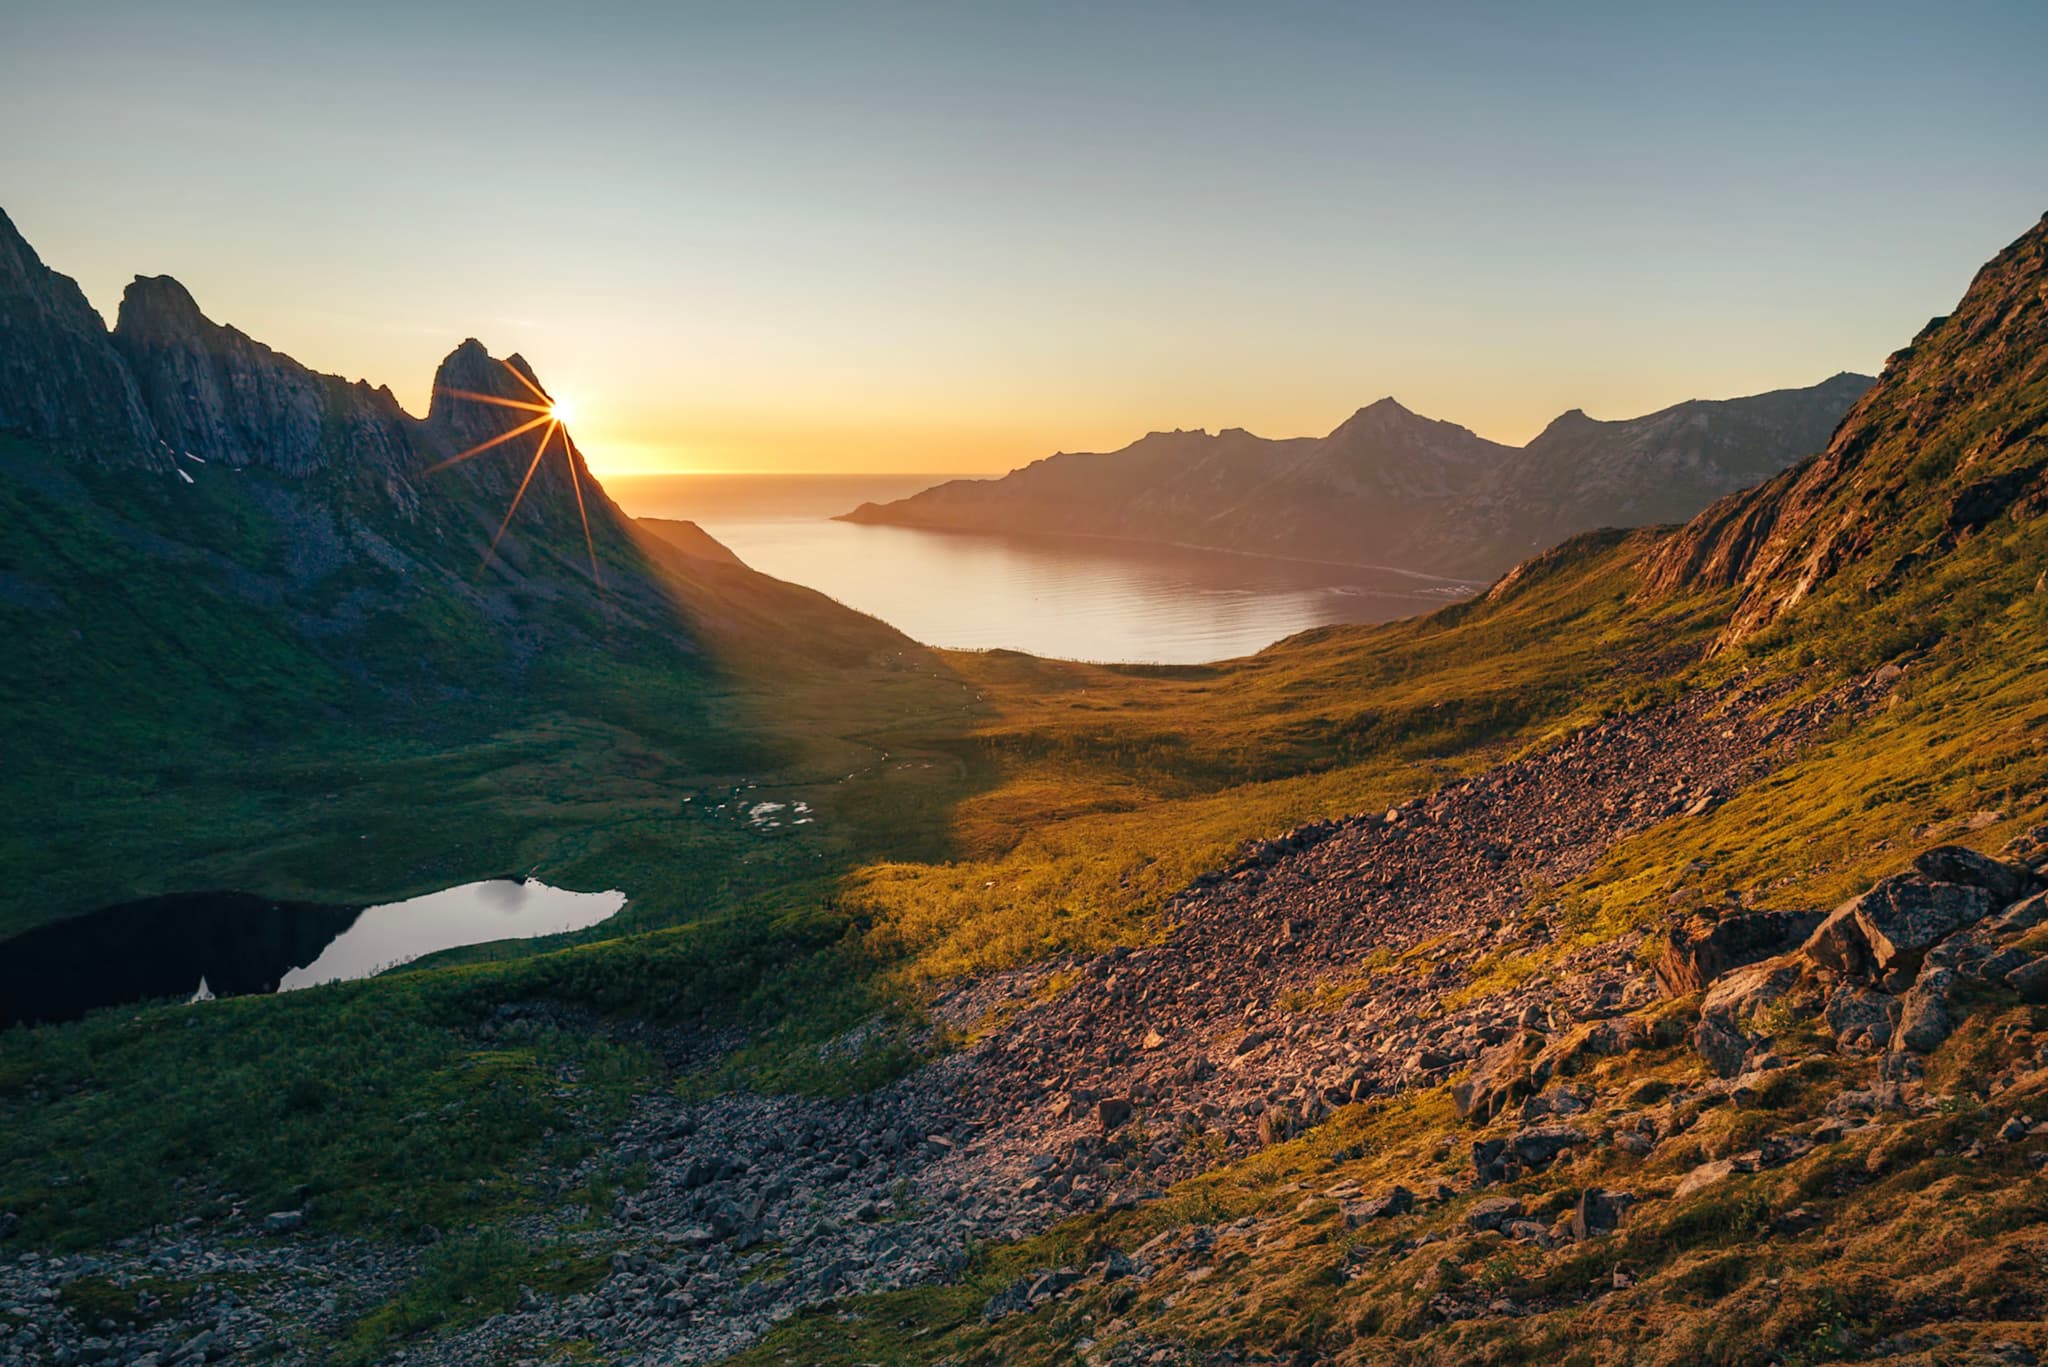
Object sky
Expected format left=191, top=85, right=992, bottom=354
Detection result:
left=2, top=1, right=2045, bottom=477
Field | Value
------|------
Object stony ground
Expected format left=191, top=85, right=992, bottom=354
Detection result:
left=13, top=667, right=2027, bottom=1367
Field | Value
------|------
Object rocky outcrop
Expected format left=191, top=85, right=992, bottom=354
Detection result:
left=1683, top=834, right=2048, bottom=1073
left=1803, top=876, right=1999, bottom=985
left=0, top=208, right=160, bottom=463
left=1646, top=211, right=2048, bottom=642
left=1654, top=907, right=1823, bottom=996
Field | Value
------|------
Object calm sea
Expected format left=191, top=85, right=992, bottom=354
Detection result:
left=602, top=473, right=1476, bottom=665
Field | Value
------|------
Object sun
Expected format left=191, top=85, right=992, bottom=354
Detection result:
left=426, top=358, right=602, bottom=586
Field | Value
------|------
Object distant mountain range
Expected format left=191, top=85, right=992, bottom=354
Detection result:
left=840, top=375, right=1873, bottom=580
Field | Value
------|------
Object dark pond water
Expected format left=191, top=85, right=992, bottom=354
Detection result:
left=0, top=879, right=626, bottom=1027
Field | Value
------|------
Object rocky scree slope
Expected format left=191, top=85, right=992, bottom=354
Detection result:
left=0, top=667, right=1950, bottom=1366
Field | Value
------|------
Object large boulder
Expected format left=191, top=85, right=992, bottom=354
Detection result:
left=1656, top=909, right=1824, bottom=997
left=1894, top=968, right=1958, bottom=1054
left=1912, top=845, right=2038, bottom=903
left=1452, top=1030, right=1549, bottom=1121
left=1801, top=876, right=1995, bottom=983
left=1692, top=954, right=1804, bottom=1077
left=1572, top=1188, right=1637, bottom=1241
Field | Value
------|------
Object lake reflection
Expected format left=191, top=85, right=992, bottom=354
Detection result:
left=279, top=880, right=625, bottom=989
left=606, top=474, right=1479, bottom=664
left=0, top=880, right=626, bottom=1026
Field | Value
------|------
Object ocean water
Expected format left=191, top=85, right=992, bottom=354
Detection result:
left=604, top=473, right=1476, bottom=665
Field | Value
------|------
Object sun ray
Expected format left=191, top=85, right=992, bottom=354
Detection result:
left=498, top=357, right=552, bottom=406
left=564, top=436, right=603, bottom=587
left=423, top=412, right=553, bottom=474
left=434, top=386, right=551, bottom=415
left=484, top=419, right=558, bottom=565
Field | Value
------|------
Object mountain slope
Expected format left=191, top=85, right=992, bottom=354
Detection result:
left=841, top=375, right=1870, bottom=579
left=1648, top=214, right=2048, bottom=645
left=2, top=210, right=2044, bottom=1367
left=0, top=209, right=972, bottom=936
left=718, top=215, right=2048, bottom=1367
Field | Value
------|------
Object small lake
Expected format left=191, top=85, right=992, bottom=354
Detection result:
left=0, top=879, right=626, bottom=1027
left=605, top=473, right=1479, bottom=664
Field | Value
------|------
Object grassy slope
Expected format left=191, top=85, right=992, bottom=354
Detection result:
left=5, top=217, right=2047, bottom=1359
left=0, top=433, right=986, bottom=1265
left=722, top=223, right=2048, bottom=1364
left=0, top=435, right=985, bottom=938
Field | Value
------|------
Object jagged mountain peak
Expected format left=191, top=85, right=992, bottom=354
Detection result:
left=0, top=208, right=160, bottom=462
left=108, top=270, right=411, bottom=477
left=429, top=338, right=553, bottom=422
left=116, top=273, right=208, bottom=329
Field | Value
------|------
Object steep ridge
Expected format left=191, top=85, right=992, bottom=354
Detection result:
left=0, top=209, right=159, bottom=463
left=841, top=376, right=1869, bottom=580
left=0, top=208, right=938, bottom=932
left=1498, top=371, right=1874, bottom=565
left=1648, top=212, right=2048, bottom=643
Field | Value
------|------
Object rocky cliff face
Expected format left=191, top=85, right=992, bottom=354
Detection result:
left=841, top=376, right=1869, bottom=581
left=112, top=274, right=415, bottom=478
left=0, top=209, right=161, bottom=465
left=1648, top=213, right=2048, bottom=642
left=0, top=207, right=634, bottom=580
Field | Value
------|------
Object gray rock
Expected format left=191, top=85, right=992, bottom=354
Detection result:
left=1571, top=1188, right=1636, bottom=1240
left=1655, top=909, right=1823, bottom=997
left=1673, top=1158, right=1739, bottom=1198
left=1465, top=1196, right=1524, bottom=1232
left=1894, top=968, right=1958, bottom=1054
left=2006, top=957, right=2048, bottom=1004
left=1347, top=1186, right=1415, bottom=1224
left=1802, top=877, right=1994, bottom=981
left=1912, top=845, right=2037, bottom=903
left=260, top=1211, right=303, bottom=1235
left=1692, top=1017, right=1753, bottom=1078
left=1824, top=985, right=1899, bottom=1052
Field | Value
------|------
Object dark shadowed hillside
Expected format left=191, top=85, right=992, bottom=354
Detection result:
left=0, top=207, right=972, bottom=935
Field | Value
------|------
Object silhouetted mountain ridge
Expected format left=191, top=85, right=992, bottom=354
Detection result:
left=842, top=374, right=1872, bottom=579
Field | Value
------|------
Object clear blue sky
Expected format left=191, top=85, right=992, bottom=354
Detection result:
left=2, top=0, right=2044, bottom=472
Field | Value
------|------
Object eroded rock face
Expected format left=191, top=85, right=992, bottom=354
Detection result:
left=1656, top=909, right=1823, bottom=997
left=1802, top=877, right=1995, bottom=983
left=1911, top=845, right=2039, bottom=903
left=0, top=208, right=159, bottom=463
left=113, top=275, right=415, bottom=477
